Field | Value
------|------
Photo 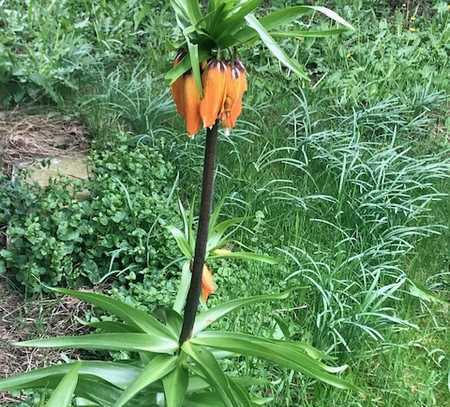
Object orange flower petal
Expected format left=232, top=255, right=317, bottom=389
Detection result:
left=171, top=75, right=185, bottom=118
left=183, top=73, right=202, bottom=137
left=201, top=264, right=216, bottom=303
left=171, top=50, right=187, bottom=118
left=222, top=60, right=247, bottom=129
left=200, top=60, right=227, bottom=129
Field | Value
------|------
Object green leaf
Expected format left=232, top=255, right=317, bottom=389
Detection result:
left=0, top=361, right=142, bottom=392
left=172, top=0, right=202, bottom=26
left=50, top=288, right=175, bottom=339
left=209, top=250, right=278, bottom=264
left=166, top=49, right=210, bottom=84
left=192, top=332, right=357, bottom=390
left=182, top=342, right=238, bottom=407
left=205, top=2, right=229, bottom=35
left=113, top=355, right=177, bottom=407
left=1, top=375, right=122, bottom=407
left=259, top=6, right=312, bottom=31
left=185, top=0, right=203, bottom=25
left=215, top=0, right=262, bottom=40
left=272, top=28, right=348, bottom=39
left=184, top=392, right=226, bottom=407
left=85, top=321, right=141, bottom=333
left=163, top=361, right=189, bottom=407
left=46, top=364, right=79, bottom=407
left=156, top=307, right=183, bottom=338
left=409, top=281, right=449, bottom=305
left=186, top=375, right=265, bottom=394
left=272, top=314, right=291, bottom=339
left=229, top=379, right=252, bottom=407
left=178, top=199, right=194, bottom=249
left=225, top=6, right=312, bottom=46
left=174, top=261, right=192, bottom=314
left=15, top=333, right=178, bottom=354
left=193, top=291, right=290, bottom=335
left=170, top=0, right=190, bottom=23
left=310, top=6, right=354, bottom=30
left=170, top=0, right=202, bottom=25
left=187, top=39, right=203, bottom=96
left=70, top=376, right=124, bottom=407
left=212, top=217, right=244, bottom=237
left=224, top=5, right=352, bottom=46
left=167, top=225, right=193, bottom=258
left=206, top=216, right=244, bottom=251
left=244, top=14, right=308, bottom=79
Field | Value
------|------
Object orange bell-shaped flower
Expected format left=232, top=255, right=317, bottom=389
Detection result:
left=201, top=264, right=216, bottom=303
left=183, top=73, right=202, bottom=137
left=171, top=50, right=186, bottom=118
left=200, top=60, right=227, bottom=129
left=222, top=60, right=247, bottom=129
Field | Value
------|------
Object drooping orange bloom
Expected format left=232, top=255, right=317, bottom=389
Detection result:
left=171, top=50, right=186, bottom=118
left=171, top=56, right=247, bottom=136
left=183, top=73, right=202, bottom=137
left=222, top=60, right=247, bottom=129
left=201, top=264, right=216, bottom=303
left=200, top=60, right=227, bottom=129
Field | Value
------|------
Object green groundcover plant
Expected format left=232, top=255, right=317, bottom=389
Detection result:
left=0, top=135, right=178, bottom=293
left=0, top=1, right=359, bottom=405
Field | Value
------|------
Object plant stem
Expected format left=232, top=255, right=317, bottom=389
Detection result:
left=179, top=122, right=219, bottom=345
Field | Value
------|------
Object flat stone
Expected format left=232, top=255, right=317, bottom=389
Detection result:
left=25, top=153, right=89, bottom=187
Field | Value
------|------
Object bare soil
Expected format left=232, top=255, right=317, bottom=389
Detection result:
left=0, top=281, right=87, bottom=404
left=0, top=109, right=88, bottom=177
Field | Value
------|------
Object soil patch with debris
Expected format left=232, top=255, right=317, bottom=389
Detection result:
left=0, top=281, right=87, bottom=404
left=0, top=109, right=88, bottom=179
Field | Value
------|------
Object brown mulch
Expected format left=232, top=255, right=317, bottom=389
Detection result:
left=0, top=109, right=88, bottom=175
left=0, top=280, right=88, bottom=405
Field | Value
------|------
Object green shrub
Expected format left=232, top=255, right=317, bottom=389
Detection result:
left=0, top=134, right=179, bottom=295
left=0, top=0, right=172, bottom=106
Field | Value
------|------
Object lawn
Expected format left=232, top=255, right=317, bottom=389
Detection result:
left=0, top=1, right=449, bottom=406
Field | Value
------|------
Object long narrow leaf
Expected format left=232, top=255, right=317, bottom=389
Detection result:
left=170, top=0, right=190, bottom=23
left=174, top=261, right=192, bottom=314
left=192, top=332, right=357, bottom=390
left=70, top=376, right=124, bottom=407
left=182, top=342, right=238, bottom=407
left=166, top=49, right=210, bottom=84
left=209, top=251, right=278, bottom=264
left=0, top=361, right=142, bottom=391
left=215, top=0, right=262, bottom=40
left=244, top=14, right=308, bottom=79
left=185, top=0, right=203, bottom=24
left=15, top=333, right=178, bottom=354
left=225, top=5, right=352, bottom=46
left=185, top=392, right=226, bottom=407
left=193, top=291, right=290, bottom=334
left=51, top=288, right=175, bottom=339
left=229, top=378, right=252, bottom=407
left=225, top=6, right=312, bottom=46
left=114, top=356, right=177, bottom=407
left=187, top=39, right=203, bottom=95
left=167, top=225, right=193, bottom=258
left=272, top=28, right=348, bottom=39
left=46, top=364, right=79, bottom=407
left=311, top=6, right=354, bottom=30
left=85, top=321, right=141, bottom=333
left=163, top=361, right=189, bottom=407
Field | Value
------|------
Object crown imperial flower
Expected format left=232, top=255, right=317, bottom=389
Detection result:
left=172, top=57, right=248, bottom=137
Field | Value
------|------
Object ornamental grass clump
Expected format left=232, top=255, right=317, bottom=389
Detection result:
left=0, top=2, right=357, bottom=406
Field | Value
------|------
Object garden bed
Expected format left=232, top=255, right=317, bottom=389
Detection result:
left=0, top=110, right=88, bottom=183
left=0, top=280, right=88, bottom=404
